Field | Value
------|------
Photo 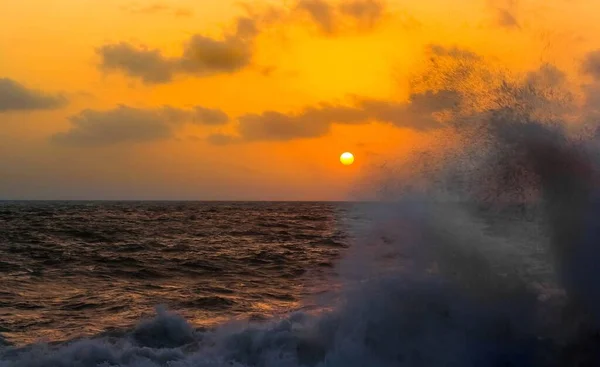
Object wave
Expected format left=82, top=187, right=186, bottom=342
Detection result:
left=5, top=47, right=600, bottom=366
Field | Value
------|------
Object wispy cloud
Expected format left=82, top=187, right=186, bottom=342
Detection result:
left=296, top=0, right=387, bottom=35
left=52, top=105, right=228, bottom=146
left=121, top=2, right=193, bottom=17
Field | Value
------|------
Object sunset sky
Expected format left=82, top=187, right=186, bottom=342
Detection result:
left=2, top=0, right=600, bottom=200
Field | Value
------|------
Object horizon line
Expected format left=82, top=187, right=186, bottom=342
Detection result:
left=0, top=199, right=377, bottom=203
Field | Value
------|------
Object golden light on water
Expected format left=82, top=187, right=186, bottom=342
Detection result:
left=340, top=152, right=355, bottom=166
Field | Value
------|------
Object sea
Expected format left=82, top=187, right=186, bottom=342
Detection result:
left=0, top=201, right=358, bottom=345
left=1, top=195, right=599, bottom=366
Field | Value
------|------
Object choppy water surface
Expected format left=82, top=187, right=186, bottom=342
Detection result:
left=0, top=201, right=357, bottom=346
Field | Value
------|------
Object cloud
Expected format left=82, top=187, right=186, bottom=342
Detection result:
left=122, top=3, right=193, bottom=17
left=207, top=133, right=238, bottom=145
left=0, top=78, right=66, bottom=112
left=52, top=105, right=228, bottom=146
left=209, top=90, right=457, bottom=144
left=178, top=36, right=252, bottom=75
left=192, top=107, right=229, bottom=125
left=297, top=0, right=335, bottom=34
left=339, top=0, right=385, bottom=30
left=98, top=43, right=175, bottom=84
left=98, top=18, right=257, bottom=84
left=237, top=109, right=338, bottom=141
left=362, top=91, right=459, bottom=127
left=296, top=0, right=386, bottom=35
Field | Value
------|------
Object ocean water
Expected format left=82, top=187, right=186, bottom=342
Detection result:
left=0, top=196, right=596, bottom=367
left=0, top=202, right=359, bottom=346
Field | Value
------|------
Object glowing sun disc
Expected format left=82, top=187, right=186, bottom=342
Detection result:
left=340, top=152, right=355, bottom=166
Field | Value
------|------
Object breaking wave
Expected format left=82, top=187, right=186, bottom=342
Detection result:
left=4, top=46, right=600, bottom=366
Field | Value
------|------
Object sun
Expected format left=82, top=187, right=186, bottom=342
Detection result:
left=340, top=152, right=355, bottom=166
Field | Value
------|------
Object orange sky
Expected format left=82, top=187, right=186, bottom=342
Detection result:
left=1, top=0, right=600, bottom=200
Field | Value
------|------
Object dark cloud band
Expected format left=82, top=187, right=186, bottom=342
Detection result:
left=0, top=78, right=66, bottom=112
left=53, top=105, right=228, bottom=146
